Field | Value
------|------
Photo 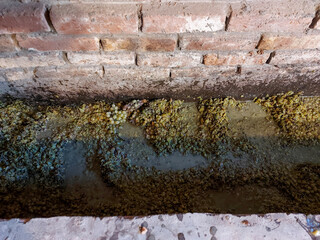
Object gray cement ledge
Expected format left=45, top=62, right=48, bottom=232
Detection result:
left=1, top=213, right=320, bottom=240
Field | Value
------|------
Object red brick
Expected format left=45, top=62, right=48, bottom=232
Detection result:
left=0, top=35, right=18, bottom=52
left=228, top=0, right=316, bottom=32
left=181, top=33, right=260, bottom=51
left=67, top=52, right=135, bottom=66
left=270, top=50, right=320, bottom=65
left=142, top=2, right=227, bottom=33
left=101, top=35, right=176, bottom=52
left=50, top=4, right=138, bottom=34
left=0, top=52, right=65, bottom=69
left=203, top=51, right=270, bottom=66
left=137, top=52, right=201, bottom=67
left=257, top=33, right=320, bottom=50
left=0, top=3, right=50, bottom=34
left=17, top=35, right=99, bottom=51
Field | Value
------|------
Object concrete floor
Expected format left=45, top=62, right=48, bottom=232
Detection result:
left=1, top=213, right=320, bottom=240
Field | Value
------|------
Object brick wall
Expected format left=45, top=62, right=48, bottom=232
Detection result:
left=0, top=0, right=320, bottom=101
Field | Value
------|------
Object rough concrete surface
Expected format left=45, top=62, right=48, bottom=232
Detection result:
left=1, top=213, right=319, bottom=240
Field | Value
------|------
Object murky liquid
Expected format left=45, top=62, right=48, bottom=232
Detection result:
left=0, top=100, right=319, bottom=217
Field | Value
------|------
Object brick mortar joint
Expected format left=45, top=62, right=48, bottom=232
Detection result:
left=134, top=53, right=138, bottom=66
left=225, top=4, right=233, bottom=31
left=44, top=5, right=57, bottom=34
left=265, top=51, right=276, bottom=64
left=309, top=7, right=320, bottom=29
left=10, top=32, right=269, bottom=39
left=176, top=34, right=181, bottom=50
left=10, top=34, right=21, bottom=51
left=61, top=52, right=71, bottom=64
left=255, top=35, right=264, bottom=49
left=138, top=5, right=143, bottom=33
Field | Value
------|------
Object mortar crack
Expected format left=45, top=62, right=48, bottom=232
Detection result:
left=177, top=34, right=181, bottom=50
left=266, top=51, right=276, bottom=64
left=236, top=65, right=242, bottom=74
left=99, top=39, right=104, bottom=52
left=138, top=5, right=143, bottom=32
left=101, top=65, right=105, bottom=78
left=255, top=35, right=264, bottom=49
left=200, top=55, right=204, bottom=64
left=135, top=53, right=138, bottom=66
left=62, top=52, right=71, bottom=64
left=309, top=8, right=320, bottom=29
left=225, top=5, right=233, bottom=31
left=33, top=68, right=38, bottom=78
left=44, top=7, right=57, bottom=33
left=11, top=34, right=21, bottom=50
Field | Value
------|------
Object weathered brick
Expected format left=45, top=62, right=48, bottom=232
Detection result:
left=257, top=33, right=320, bottom=50
left=139, top=37, right=176, bottom=52
left=68, top=52, right=135, bottom=66
left=309, top=8, right=320, bottom=29
left=35, top=66, right=103, bottom=79
left=101, top=38, right=137, bottom=51
left=101, top=36, right=176, bottom=52
left=228, top=0, right=316, bottom=32
left=0, top=3, right=50, bottom=34
left=0, top=52, right=65, bottom=69
left=0, top=35, right=17, bottom=52
left=103, top=67, right=170, bottom=96
left=17, top=35, right=99, bottom=51
left=270, top=50, right=320, bottom=65
left=170, top=66, right=263, bottom=94
left=50, top=4, right=138, bottom=34
left=137, top=52, right=202, bottom=67
left=3, top=65, right=320, bottom=101
left=17, top=77, right=104, bottom=101
left=2, top=66, right=104, bottom=99
left=5, top=68, right=34, bottom=81
left=12, top=67, right=170, bottom=101
left=170, top=65, right=320, bottom=98
left=171, top=66, right=235, bottom=80
left=104, top=67, right=169, bottom=81
left=181, top=33, right=260, bottom=51
left=142, top=2, right=227, bottom=33
left=170, top=66, right=235, bottom=90
left=203, top=51, right=270, bottom=66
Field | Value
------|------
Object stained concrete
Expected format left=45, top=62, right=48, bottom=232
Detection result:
left=1, top=213, right=320, bottom=240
